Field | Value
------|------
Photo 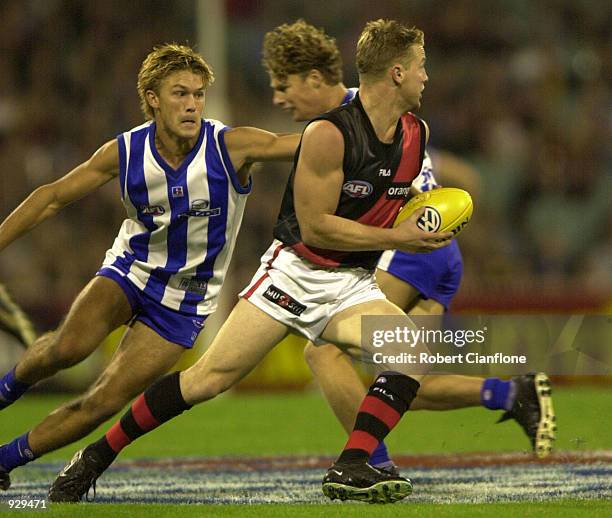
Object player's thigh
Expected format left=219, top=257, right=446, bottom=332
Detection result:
left=375, top=269, right=421, bottom=310
left=182, top=299, right=289, bottom=396
left=321, top=299, right=430, bottom=380
left=321, top=299, right=405, bottom=351
left=88, top=321, right=185, bottom=405
left=55, top=276, right=133, bottom=353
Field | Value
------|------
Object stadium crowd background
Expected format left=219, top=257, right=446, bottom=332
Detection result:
left=0, top=0, right=610, bottom=336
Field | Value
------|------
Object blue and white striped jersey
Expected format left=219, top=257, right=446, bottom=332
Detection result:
left=410, top=152, right=437, bottom=192
left=101, top=118, right=251, bottom=316
left=342, top=88, right=438, bottom=192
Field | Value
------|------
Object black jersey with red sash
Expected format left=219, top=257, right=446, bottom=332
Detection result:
left=273, top=93, right=426, bottom=270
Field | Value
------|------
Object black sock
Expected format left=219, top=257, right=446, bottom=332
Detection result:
left=338, top=372, right=420, bottom=464
left=91, top=371, right=191, bottom=468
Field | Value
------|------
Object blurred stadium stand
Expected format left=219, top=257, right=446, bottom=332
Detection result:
left=0, top=0, right=609, bottom=389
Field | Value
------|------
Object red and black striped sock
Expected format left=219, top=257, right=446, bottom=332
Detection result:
left=89, top=371, right=191, bottom=469
left=337, top=372, right=420, bottom=464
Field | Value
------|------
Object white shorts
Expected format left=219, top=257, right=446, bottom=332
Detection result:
left=240, top=240, right=386, bottom=344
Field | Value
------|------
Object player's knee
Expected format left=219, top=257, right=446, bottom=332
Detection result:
left=52, top=339, right=86, bottom=369
left=186, top=371, right=232, bottom=403
left=304, top=343, right=342, bottom=372
left=78, top=387, right=126, bottom=422
left=36, top=330, right=80, bottom=369
left=303, top=343, right=319, bottom=368
left=51, top=328, right=96, bottom=368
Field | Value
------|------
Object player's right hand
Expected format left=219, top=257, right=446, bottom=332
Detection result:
left=393, top=207, right=453, bottom=253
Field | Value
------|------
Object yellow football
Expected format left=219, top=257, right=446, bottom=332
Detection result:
left=393, top=187, right=473, bottom=236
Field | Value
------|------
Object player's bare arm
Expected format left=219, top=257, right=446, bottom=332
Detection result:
left=0, top=140, right=119, bottom=252
left=223, top=127, right=300, bottom=185
left=294, top=121, right=451, bottom=253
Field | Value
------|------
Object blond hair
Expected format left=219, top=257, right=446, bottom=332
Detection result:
left=356, top=20, right=424, bottom=78
left=137, top=43, right=214, bottom=120
left=262, top=19, right=342, bottom=84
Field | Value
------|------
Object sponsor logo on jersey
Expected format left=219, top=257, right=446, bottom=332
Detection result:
left=263, top=285, right=306, bottom=316
left=379, top=168, right=392, bottom=177
left=417, top=207, right=442, bottom=232
left=180, top=199, right=221, bottom=218
left=140, top=205, right=165, bottom=216
left=342, top=180, right=373, bottom=198
left=179, top=277, right=208, bottom=295
left=171, top=186, right=185, bottom=198
left=386, top=183, right=412, bottom=199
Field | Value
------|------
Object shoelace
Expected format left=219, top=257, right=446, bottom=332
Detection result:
left=85, top=479, right=97, bottom=502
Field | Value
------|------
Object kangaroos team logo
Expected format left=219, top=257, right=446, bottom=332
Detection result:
left=417, top=207, right=441, bottom=232
left=180, top=199, right=221, bottom=218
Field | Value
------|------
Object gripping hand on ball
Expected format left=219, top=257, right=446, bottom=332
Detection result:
left=393, top=207, right=453, bottom=253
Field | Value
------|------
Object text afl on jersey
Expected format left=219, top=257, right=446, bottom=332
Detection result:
left=342, top=180, right=413, bottom=201
left=342, top=180, right=373, bottom=198
left=139, top=200, right=221, bottom=219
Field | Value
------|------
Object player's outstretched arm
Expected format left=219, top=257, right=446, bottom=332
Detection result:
left=0, top=140, right=119, bottom=253
left=224, top=127, right=300, bottom=169
left=294, top=121, right=451, bottom=253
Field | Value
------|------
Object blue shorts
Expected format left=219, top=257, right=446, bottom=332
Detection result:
left=377, top=240, right=463, bottom=310
left=97, top=267, right=207, bottom=348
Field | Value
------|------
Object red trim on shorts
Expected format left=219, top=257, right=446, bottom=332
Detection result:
left=267, top=243, right=286, bottom=267
left=344, top=430, right=380, bottom=454
left=132, top=394, right=159, bottom=431
left=243, top=272, right=269, bottom=299
left=359, top=395, right=402, bottom=429
left=243, top=243, right=285, bottom=299
left=106, top=422, right=131, bottom=452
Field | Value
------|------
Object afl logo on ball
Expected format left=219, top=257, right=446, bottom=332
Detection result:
left=417, top=207, right=441, bottom=232
left=342, top=180, right=373, bottom=198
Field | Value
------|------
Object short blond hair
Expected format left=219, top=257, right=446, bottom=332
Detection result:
left=356, top=20, right=424, bottom=78
left=137, top=43, right=214, bottom=120
left=262, top=19, right=342, bottom=84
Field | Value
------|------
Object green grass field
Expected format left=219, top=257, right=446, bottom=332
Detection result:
left=9, top=500, right=610, bottom=518
left=2, top=386, right=609, bottom=458
left=1, top=386, right=611, bottom=515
